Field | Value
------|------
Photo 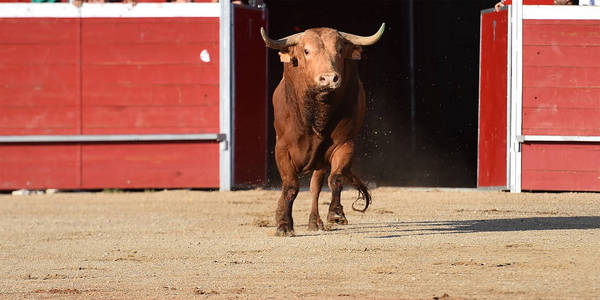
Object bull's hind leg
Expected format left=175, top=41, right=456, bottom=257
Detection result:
left=308, top=169, right=327, bottom=231
left=275, top=147, right=299, bottom=237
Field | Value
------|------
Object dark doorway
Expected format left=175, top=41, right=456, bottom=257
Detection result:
left=263, top=0, right=499, bottom=187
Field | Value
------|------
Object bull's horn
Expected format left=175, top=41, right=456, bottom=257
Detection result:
left=339, top=23, right=385, bottom=46
left=260, top=27, right=303, bottom=50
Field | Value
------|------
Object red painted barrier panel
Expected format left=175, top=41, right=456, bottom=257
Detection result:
left=478, top=9, right=508, bottom=188
left=521, top=18, right=600, bottom=192
left=522, top=143, right=600, bottom=191
left=0, top=10, right=222, bottom=190
left=81, top=17, right=219, bottom=135
left=480, top=6, right=600, bottom=192
left=233, top=5, right=267, bottom=186
left=0, top=144, right=81, bottom=189
left=0, top=18, right=80, bottom=136
left=523, top=20, right=600, bottom=137
left=523, top=20, right=600, bottom=46
left=81, top=142, right=219, bottom=189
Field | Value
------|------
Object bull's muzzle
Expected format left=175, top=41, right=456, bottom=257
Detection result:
left=316, top=72, right=341, bottom=90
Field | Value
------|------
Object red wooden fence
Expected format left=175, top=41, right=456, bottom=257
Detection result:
left=523, top=20, right=600, bottom=137
left=479, top=5, right=600, bottom=192
left=0, top=6, right=222, bottom=190
left=521, top=18, right=600, bottom=191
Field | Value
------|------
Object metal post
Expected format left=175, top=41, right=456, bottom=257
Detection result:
left=509, top=0, right=523, bottom=193
left=219, top=0, right=233, bottom=191
left=0, top=134, right=224, bottom=143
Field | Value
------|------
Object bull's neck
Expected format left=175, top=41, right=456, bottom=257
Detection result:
left=283, top=63, right=356, bottom=137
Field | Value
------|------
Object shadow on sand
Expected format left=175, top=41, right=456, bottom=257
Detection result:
left=295, top=216, right=600, bottom=238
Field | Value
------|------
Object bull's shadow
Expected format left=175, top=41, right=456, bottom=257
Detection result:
left=296, top=216, right=600, bottom=238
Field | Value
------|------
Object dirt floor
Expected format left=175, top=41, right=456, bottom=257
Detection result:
left=1, top=187, right=599, bottom=299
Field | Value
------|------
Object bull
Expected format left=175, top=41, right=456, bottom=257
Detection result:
left=260, top=23, right=385, bottom=236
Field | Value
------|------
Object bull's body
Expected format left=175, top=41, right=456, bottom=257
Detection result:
left=262, top=24, right=384, bottom=236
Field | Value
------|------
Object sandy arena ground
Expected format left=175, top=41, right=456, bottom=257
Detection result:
left=1, top=187, right=599, bottom=299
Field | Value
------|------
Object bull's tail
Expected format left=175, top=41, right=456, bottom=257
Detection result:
left=348, top=173, right=371, bottom=213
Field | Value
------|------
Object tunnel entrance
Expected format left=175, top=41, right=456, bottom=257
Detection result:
left=263, top=0, right=497, bottom=187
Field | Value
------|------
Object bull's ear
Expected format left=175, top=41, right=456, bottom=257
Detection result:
left=349, top=45, right=363, bottom=60
left=278, top=51, right=291, bottom=63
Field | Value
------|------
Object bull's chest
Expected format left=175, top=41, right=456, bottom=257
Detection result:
left=289, top=133, right=332, bottom=173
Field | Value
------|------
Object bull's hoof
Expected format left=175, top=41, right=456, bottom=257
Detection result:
left=307, top=216, right=325, bottom=231
left=327, top=212, right=348, bottom=225
left=275, top=226, right=295, bottom=237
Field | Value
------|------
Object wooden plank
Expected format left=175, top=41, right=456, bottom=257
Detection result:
left=81, top=64, right=219, bottom=85
left=0, top=85, right=78, bottom=107
left=524, top=20, right=600, bottom=46
left=83, top=84, right=218, bottom=107
left=524, top=45, right=600, bottom=67
left=0, top=18, right=78, bottom=44
left=524, top=87, right=600, bottom=110
left=522, top=143, right=600, bottom=191
left=0, top=107, right=79, bottom=135
left=523, top=170, right=600, bottom=192
left=0, top=128, right=80, bottom=136
left=523, top=66, right=600, bottom=88
left=523, top=87, right=600, bottom=136
left=82, top=106, right=219, bottom=134
left=0, top=44, right=78, bottom=64
left=82, top=43, right=218, bottom=65
left=81, top=142, right=219, bottom=189
left=0, top=64, right=78, bottom=86
left=523, top=107, right=600, bottom=136
left=81, top=18, right=219, bottom=44
left=0, top=144, right=80, bottom=190
left=478, top=9, right=508, bottom=188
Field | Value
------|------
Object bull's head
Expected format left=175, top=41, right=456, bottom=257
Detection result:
left=261, top=23, right=385, bottom=92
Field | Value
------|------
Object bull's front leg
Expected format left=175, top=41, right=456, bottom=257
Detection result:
left=275, top=146, right=299, bottom=237
left=308, top=169, right=327, bottom=231
left=327, top=173, right=348, bottom=225
left=326, top=142, right=355, bottom=226
left=276, top=182, right=298, bottom=236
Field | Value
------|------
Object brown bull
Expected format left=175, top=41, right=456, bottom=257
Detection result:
left=261, top=23, right=385, bottom=236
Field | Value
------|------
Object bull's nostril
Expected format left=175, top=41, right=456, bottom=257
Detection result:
left=317, top=73, right=340, bottom=87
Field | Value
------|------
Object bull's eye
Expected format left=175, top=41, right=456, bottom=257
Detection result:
left=304, top=49, right=309, bottom=55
